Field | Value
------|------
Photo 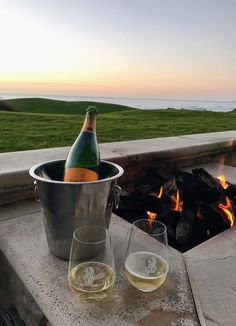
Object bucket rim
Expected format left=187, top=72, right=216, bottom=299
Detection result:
left=29, top=159, right=124, bottom=185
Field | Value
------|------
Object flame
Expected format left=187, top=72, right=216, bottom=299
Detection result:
left=147, top=187, right=163, bottom=221
left=219, top=196, right=234, bottom=227
left=217, top=175, right=229, bottom=189
left=172, top=189, right=181, bottom=212
left=150, top=186, right=163, bottom=199
left=147, top=211, right=157, bottom=221
left=217, top=175, right=234, bottom=226
left=157, top=186, right=163, bottom=198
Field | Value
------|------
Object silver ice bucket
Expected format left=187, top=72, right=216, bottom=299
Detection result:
left=29, top=159, right=123, bottom=259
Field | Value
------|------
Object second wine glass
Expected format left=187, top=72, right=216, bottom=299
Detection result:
left=124, top=219, right=169, bottom=292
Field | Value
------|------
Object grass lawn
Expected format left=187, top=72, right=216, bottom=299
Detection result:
left=0, top=98, right=236, bottom=153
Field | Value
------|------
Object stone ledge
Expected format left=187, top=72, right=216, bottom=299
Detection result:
left=1, top=131, right=236, bottom=205
left=184, top=226, right=236, bottom=326
left=0, top=201, right=199, bottom=326
left=1, top=198, right=236, bottom=325
left=1, top=130, right=235, bottom=175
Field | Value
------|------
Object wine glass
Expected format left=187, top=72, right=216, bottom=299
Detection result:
left=124, top=219, right=169, bottom=292
left=68, top=225, right=115, bottom=300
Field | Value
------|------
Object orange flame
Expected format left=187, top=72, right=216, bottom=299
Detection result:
left=157, top=186, right=163, bottom=198
left=174, top=189, right=181, bottom=211
left=217, top=175, right=229, bottom=189
left=147, top=211, right=157, bottom=221
left=147, top=187, right=163, bottom=221
left=150, top=186, right=163, bottom=199
left=219, top=197, right=234, bottom=227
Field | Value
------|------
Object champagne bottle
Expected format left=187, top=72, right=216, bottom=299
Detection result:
left=64, top=106, right=100, bottom=182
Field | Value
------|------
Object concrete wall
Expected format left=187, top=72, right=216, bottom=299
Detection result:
left=1, top=131, right=236, bottom=205
left=0, top=250, right=50, bottom=325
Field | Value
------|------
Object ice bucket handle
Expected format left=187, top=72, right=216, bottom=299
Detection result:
left=33, top=181, right=40, bottom=202
left=112, top=184, right=122, bottom=209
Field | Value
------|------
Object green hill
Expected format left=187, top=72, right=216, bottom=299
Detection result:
left=0, top=97, right=236, bottom=153
left=3, top=98, right=135, bottom=115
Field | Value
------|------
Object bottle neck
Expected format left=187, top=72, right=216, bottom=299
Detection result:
left=81, top=112, right=97, bottom=133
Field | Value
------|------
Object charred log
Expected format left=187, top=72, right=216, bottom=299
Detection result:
left=176, top=202, right=197, bottom=244
left=117, top=193, right=171, bottom=213
left=115, top=193, right=171, bottom=223
left=174, top=171, right=212, bottom=202
left=225, top=184, right=236, bottom=198
left=172, top=217, right=209, bottom=253
left=130, top=167, right=169, bottom=195
left=158, top=210, right=180, bottom=248
left=190, top=218, right=209, bottom=246
left=192, top=168, right=224, bottom=202
left=200, top=204, right=230, bottom=237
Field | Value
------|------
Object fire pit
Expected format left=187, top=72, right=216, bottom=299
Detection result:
left=115, top=164, right=236, bottom=252
left=110, top=132, right=236, bottom=252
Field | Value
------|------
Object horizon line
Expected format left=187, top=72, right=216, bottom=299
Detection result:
left=0, top=92, right=235, bottom=104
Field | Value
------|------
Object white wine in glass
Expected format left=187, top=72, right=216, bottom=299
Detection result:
left=125, top=219, right=169, bottom=292
left=68, top=225, right=115, bottom=300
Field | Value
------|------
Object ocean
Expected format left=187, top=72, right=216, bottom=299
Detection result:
left=1, top=93, right=235, bottom=112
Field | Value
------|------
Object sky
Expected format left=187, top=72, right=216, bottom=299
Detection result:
left=0, top=0, right=235, bottom=100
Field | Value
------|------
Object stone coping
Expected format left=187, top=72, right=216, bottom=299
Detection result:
left=0, top=200, right=199, bottom=326
left=1, top=131, right=236, bottom=205
left=1, top=131, right=236, bottom=175
left=184, top=227, right=236, bottom=326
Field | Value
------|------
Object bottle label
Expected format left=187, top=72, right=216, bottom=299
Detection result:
left=64, top=168, right=98, bottom=182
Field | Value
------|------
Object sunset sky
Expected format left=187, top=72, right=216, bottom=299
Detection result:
left=0, top=0, right=235, bottom=100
